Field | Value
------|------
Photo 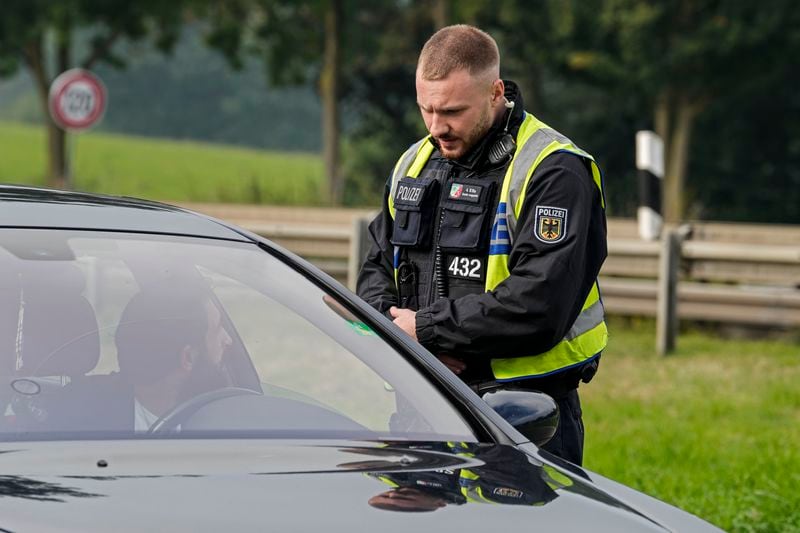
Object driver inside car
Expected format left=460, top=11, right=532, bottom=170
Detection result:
left=115, top=287, right=234, bottom=432
left=46, top=286, right=234, bottom=434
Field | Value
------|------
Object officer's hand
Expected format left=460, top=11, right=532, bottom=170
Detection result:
left=389, top=306, right=417, bottom=341
left=436, top=354, right=466, bottom=375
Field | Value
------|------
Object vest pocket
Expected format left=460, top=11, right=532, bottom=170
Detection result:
left=391, top=177, right=438, bottom=247
left=438, top=180, right=496, bottom=252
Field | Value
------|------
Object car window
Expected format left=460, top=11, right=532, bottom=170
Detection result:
left=205, top=269, right=399, bottom=429
left=0, top=229, right=476, bottom=442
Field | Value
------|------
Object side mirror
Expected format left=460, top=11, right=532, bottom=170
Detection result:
left=482, top=389, right=559, bottom=447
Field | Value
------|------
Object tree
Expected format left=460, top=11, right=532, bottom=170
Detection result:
left=313, top=0, right=800, bottom=218
left=338, top=1, right=454, bottom=204
left=201, top=1, right=476, bottom=206
left=320, top=0, right=343, bottom=203
left=689, top=59, right=800, bottom=223
left=205, top=0, right=431, bottom=206
left=258, top=0, right=345, bottom=205
left=0, top=0, right=191, bottom=189
left=470, top=0, right=800, bottom=223
left=201, top=0, right=344, bottom=203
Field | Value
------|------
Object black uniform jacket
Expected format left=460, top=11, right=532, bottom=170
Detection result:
left=357, top=82, right=607, bottom=384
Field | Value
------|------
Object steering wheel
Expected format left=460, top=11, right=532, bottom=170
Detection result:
left=147, top=387, right=261, bottom=434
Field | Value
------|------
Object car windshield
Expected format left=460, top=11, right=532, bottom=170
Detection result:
left=0, top=228, right=476, bottom=442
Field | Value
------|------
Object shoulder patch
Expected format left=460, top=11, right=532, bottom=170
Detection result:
left=535, top=206, right=567, bottom=243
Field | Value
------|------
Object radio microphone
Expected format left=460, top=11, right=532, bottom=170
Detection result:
left=488, top=99, right=517, bottom=165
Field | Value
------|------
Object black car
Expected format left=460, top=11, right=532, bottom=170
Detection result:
left=0, top=185, right=721, bottom=531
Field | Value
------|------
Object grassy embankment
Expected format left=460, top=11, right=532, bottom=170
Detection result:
left=586, top=319, right=799, bottom=533
left=0, top=120, right=324, bottom=204
left=2, top=120, right=799, bottom=532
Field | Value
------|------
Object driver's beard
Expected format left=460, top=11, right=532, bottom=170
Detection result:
left=175, top=354, right=230, bottom=405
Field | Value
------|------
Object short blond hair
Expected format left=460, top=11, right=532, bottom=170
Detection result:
left=417, top=25, right=500, bottom=81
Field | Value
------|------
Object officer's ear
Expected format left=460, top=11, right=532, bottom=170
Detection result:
left=490, top=79, right=505, bottom=105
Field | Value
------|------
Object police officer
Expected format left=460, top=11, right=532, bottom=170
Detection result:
left=357, top=24, right=608, bottom=465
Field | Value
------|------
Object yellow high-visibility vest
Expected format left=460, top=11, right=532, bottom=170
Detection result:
left=388, top=113, right=607, bottom=380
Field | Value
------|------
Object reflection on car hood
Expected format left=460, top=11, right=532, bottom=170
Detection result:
left=0, top=439, right=718, bottom=532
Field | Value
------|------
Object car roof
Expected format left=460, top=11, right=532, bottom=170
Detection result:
left=0, top=185, right=250, bottom=242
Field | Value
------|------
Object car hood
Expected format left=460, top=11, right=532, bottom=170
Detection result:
left=0, top=439, right=719, bottom=532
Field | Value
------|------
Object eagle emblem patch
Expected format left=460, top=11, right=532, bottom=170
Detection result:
left=535, top=206, right=567, bottom=243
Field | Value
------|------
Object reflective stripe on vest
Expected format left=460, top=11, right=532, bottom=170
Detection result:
left=460, top=481, right=499, bottom=505
left=387, top=113, right=607, bottom=380
left=542, top=465, right=573, bottom=491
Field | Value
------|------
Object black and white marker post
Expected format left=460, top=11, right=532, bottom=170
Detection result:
left=635, top=130, right=664, bottom=241
left=637, top=130, right=681, bottom=355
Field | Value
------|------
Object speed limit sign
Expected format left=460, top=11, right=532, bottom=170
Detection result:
left=48, top=69, right=107, bottom=131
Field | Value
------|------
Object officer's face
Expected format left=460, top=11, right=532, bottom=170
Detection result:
left=416, top=68, right=502, bottom=160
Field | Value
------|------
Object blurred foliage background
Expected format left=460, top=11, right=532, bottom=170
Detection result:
left=1, top=0, right=799, bottom=220
left=1, top=3, right=799, bottom=531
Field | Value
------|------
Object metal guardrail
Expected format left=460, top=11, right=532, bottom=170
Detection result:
left=182, top=203, right=800, bottom=329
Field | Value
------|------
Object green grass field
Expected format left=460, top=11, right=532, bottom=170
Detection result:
left=0, top=120, right=325, bottom=204
left=585, top=319, right=800, bottom=532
